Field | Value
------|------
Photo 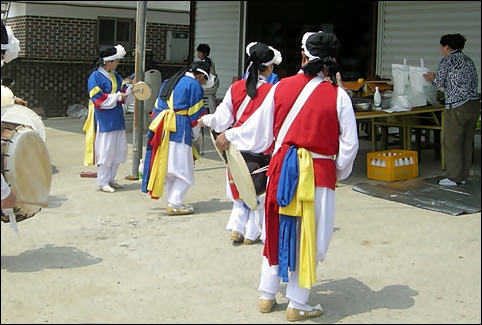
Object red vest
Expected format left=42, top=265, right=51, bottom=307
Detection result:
left=228, top=79, right=274, bottom=199
left=264, top=73, right=340, bottom=265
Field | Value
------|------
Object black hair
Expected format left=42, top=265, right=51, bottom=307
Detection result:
left=440, top=33, right=466, bottom=51
left=197, top=43, right=211, bottom=56
left=159, top=61, right=210, bottom=100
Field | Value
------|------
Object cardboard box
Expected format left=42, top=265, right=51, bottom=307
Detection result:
left=343, top=81, right=392, bottom=97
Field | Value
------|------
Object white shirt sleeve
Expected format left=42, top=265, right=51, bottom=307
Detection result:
left=99, top=92, right=124, bottom=110
left=202, top=86, right=235, bottom=133
left=224, top=85, right=276, bottom=153
left=335, top=87, right=359, bottom=180
left=123, top=85, right=135, bottom=106
left=1, top=174, right=11, bottom=200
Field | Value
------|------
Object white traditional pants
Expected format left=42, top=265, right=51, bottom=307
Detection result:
left=258, top=187, right=335, bottom=305
left=226, top=197, right=264, bottom=241
left=225, top=169, right=265, bottom=241
left=165, top=141, right=194, bottom=207
left=97, top=163, right=120, bottom=187
left=94, top=129, right=127, bottom=187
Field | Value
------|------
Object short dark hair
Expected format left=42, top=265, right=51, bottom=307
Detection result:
left=440, top=33, right=466, bottom=51
left=197, top=43, right=211, bottom=56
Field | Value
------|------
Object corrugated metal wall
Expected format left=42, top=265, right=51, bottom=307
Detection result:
left=377, top=1, right=481, bottom=92
left=194, top=1, right=243, bottom=99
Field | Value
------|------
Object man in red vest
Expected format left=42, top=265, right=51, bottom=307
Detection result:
left=215, top=31, right=359, bottom=321
left=199, top=41, right=282, bottom=245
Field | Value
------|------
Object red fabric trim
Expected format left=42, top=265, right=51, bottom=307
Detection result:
left=227, top=169, right=240, bottom=199
left=93, top=93, right=109, bottom=110
left=147, top=118, right=166, bottom=199
left=263, top=144, right=289, bottom=265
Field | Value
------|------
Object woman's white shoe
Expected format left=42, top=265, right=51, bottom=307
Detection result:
left=99, top=185, right=115, bottom=193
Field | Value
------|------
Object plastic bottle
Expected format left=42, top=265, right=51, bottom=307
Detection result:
left=373, top=86, right=382, bottom=110
left=138, top=159, right=144, bottom=180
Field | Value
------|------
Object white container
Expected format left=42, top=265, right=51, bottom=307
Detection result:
left=373, top=86, right=382, bottom=110
left=138, top=159, right=144, bottom=180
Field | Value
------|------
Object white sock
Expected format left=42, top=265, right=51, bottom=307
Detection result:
left=288, top=301, right=312, bottom=311
left=260, top=292, right=275, bottom=301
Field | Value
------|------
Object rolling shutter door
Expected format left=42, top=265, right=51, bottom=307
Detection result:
left=377, top=1, right=481, bottom=92
left=194, top=1, right=244, bottom=99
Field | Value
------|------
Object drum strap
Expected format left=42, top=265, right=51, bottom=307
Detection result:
left=274, top=76, right=323, bottom=153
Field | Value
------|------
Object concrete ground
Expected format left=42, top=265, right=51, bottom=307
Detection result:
left=1, top=116, right=480, bottom=324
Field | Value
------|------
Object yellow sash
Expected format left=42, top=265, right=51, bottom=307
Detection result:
left=83, top=101, right=96, bottom=166
left=146, top=92, right=200, bottom=197
left=278, top=148, right=316, bottom=289
left=147, top=93, right=177, bottom=198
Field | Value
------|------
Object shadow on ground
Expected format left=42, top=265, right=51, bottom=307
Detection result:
left=275, top=277, right=418, bottom=323
left=1, top=244, right=102, bottom=273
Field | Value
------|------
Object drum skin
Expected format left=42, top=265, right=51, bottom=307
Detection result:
left=1, top=85, right=15, bottom=107
left=1, top=122, right=52, bottom=223
left=1, top=104, right=47, bottom=141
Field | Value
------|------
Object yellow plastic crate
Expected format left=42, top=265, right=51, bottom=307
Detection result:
left=367, top=149, right=418, bottom=182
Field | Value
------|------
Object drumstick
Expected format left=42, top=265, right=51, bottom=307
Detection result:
left=251, top=165, right=269, bottom=175
left=16, top=200, right=49, bottom=208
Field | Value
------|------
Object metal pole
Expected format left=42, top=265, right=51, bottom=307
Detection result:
left=132, top=0, right=147, bottom=177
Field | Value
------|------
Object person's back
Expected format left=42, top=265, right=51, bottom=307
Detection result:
left=271, top=73, right=341, bottom=181
left=198, top=41, right=282, bottom=245
left=215, top=31, right=359, bottom=321
left=142, top=61, right=211, bottom=214
left=228, top=79, right=274, bottom=128
left=155, top=74, right=205, bottom=147
left=435, top=51, right=478, bottom=106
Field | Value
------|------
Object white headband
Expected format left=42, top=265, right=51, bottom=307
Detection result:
left=301, top=31, right=322, bottom=61
left=103, top=44, right=126, bottom=63
left=2, top=25, right=20, bottom=64
left=194, top=68, right=209, bottom=79
left=245, top=42, right=282, bottom=67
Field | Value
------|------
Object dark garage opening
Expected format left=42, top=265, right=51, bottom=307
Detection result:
left=246, top=1, right=377, bottom=81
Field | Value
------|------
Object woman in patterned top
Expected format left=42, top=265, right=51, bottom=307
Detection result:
left=423, top=33, right=479, bottom=186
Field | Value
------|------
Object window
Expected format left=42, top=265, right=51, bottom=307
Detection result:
left=97, top=17, right=133, bottom=50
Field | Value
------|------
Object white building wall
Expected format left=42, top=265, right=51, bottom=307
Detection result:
left=8, top=1, right=190, bottom=25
